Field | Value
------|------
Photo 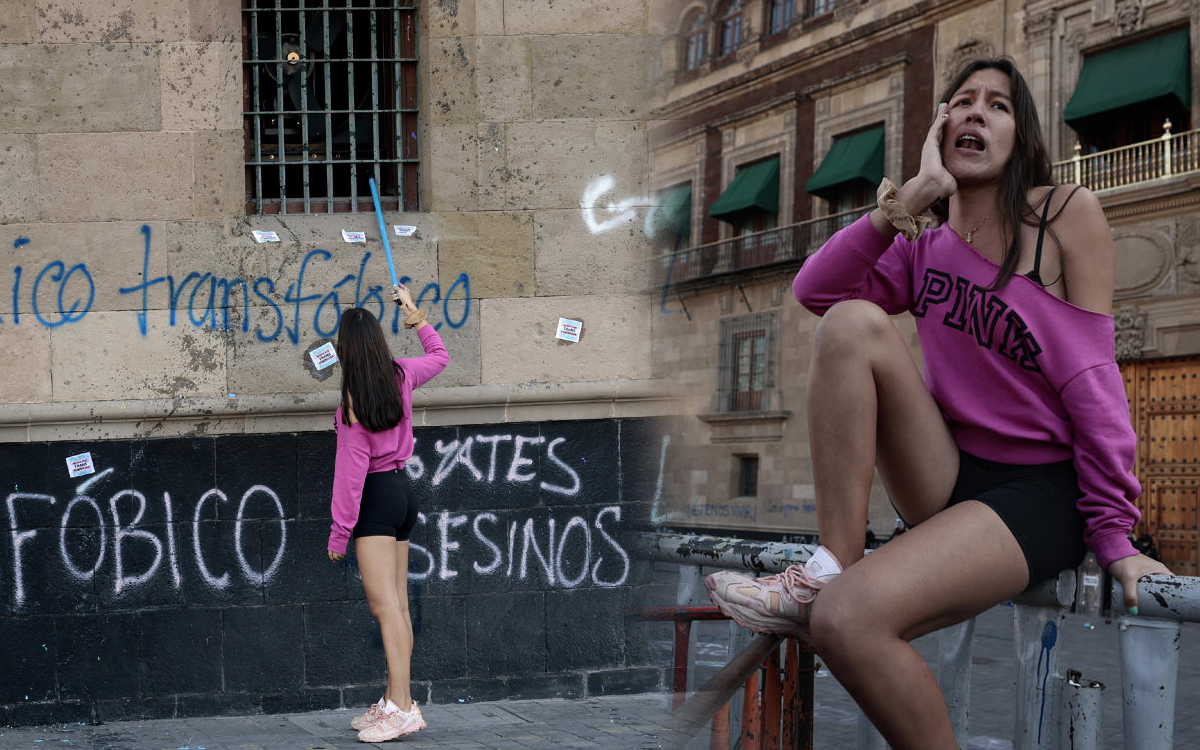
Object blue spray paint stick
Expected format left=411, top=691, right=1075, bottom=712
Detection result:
left=368, top=177, right=399, bottom=287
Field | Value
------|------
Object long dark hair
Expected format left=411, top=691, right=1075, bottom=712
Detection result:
left=336, top=307, right=404, bottom=432
left=932, top=57, right=1058, bottom=290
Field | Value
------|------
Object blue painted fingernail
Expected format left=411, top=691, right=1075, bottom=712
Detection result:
left=1129, top=606, right=1139, bottom=616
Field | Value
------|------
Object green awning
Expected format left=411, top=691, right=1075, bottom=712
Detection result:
left=805, top=125, right=884, bottom=200
left=646, top=184, right=692, bottom=237
left=709, top=157, right=780, bottom=221
left=1064, top=28, right=1191, bottom=127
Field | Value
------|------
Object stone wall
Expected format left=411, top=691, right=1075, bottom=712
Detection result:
left=0, top=0, right=669, bottom=437
left=0, top=418, right=670, bottom=725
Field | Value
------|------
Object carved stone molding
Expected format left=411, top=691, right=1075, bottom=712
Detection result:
left=1112, top=225, right=1175, bottom=299
left=1114, top=304, right=1148, bottom=361
left=1022, top=9, right=1054, bottom=39
left=944, top=38, right=996, bottom=83
left=1114, top=0, right=1145, bottom=33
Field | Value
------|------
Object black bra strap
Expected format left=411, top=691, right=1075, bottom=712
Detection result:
left=1028, top=187, right=1057, bottom=286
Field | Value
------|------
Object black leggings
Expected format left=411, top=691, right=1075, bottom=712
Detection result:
left=352, top=468, right=420, bottom=542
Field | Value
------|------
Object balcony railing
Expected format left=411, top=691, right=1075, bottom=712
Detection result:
left=1052, top=120, right=1200, bottom=192
left=662, top=206, right=866, bottom=286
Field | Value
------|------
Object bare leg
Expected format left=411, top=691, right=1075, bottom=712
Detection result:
left=809, top=501, right=1028, bottom=750
left=355, top=536, right=414, bottom=710
left=806, top=300, right=960, bottom=568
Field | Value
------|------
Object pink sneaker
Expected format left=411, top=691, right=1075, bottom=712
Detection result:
left=705, top=565, right=823, bottom=642
left=350, top=701, right=383, bottom=731
left=357, top=702, right=426, bottom=743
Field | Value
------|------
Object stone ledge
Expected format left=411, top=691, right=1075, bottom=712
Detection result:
left=0, top=380, right=681, bottom=442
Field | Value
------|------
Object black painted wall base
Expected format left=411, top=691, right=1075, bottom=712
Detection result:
left=0, top=418, right=677, bottom=727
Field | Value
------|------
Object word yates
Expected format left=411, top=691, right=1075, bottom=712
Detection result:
left=1, top=226, right=471, bottom=343
left=913, top=269, right=1043, bottom=372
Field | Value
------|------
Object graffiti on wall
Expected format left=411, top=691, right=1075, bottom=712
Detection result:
left=1, top=428, right=645, bottom=611
left=1, top=226, right=472, bottom=341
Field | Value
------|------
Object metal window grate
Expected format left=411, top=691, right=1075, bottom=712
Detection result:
left=242, top=0, right=419, bottom=214
left=715, top=312, right=778, bottom=413
left=738, top=455, right=759, bottom=497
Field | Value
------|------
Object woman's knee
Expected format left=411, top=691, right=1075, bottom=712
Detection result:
left=366, top=596, right=403, bottom=623
left=812, top=300, right=897, bottom=357
left=810, top=585, right=879, bottom=657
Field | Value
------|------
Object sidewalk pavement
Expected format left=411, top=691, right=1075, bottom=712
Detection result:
left=0, top=695, right=696, bottom=750
left=4, top=601, right=1199, bottom=750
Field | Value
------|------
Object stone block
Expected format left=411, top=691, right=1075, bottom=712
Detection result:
left=39, top=133, right=194, bottom=222
left=436, top=211, right=534, bottom=298
left=56, top=613, right=141, bottom=700
left=479, top=294, right=652, bottom=384
left=49, top=309, right=227, bottom=401
left=0, top=322, right=52, bottom=402
left=545, top=587, right=625, bottom=671
left=0, top=4, right=34, bottom=42
left=190, top=0, right=241, bottom=42
left=534, top=208, right=653, bottom=297
left=0, top=44, right=161, bottom=134
left=162, top=220, right=270, bottom=285
left=505, top=121, right=648, bottom=210
left=476, top=0, right=505, bottom=35
left=427, top=0, right=477, bottom=37
left=504, top=0, right=646, bottom=34
left=426, top=125, right=480, bottom=212
left=36, top=0, right=190, bottom=42
left=0, top=616, right=57, bottom=703
left=389, top=308, right=482, bottom=388
left=0, top=135, right=37, bottom=223
left=5, top=220, right=158, bottom=315
left=303, top=600, right=383, bottom=685
left=425, top=37, right=478, bottom=125
left=223, top=605, right=305, bottom=693
left=531, top=35, right=653, bottom=120
left=162, top=42, right=242, bottom=131
left=139, top=608, right=223, bottom=695
left=476, top=122, right=507, bottom=211
left=586, top=666, right=665, bottom=696
left=465, top=590, right=545, bottom=676
left=477, top=37, right=532, bottom=123
left=193, top=131, right=246, bottom=219
left=434, top=673, right=583, bottom=703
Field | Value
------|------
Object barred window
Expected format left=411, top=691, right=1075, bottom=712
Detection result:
left=683, top=12, right=708, bottom=71
left=716, top=312, right=779, bottom=413
left=242, top=0, right=419, bottom=214
left=718, top=0, right=744, bottom=56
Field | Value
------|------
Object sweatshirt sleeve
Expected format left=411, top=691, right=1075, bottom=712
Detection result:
left=793, top=213, right=914, bottom=316
left=328, top=415, right=372, bottom=554
left=1060, top=362, right=1141, bottom=569
left=398, top=325, right=450, bottom=389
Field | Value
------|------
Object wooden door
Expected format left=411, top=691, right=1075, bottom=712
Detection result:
left=1122, top=356, right=1200, bottom=575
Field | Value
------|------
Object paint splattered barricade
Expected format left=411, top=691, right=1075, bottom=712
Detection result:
left=0, top=418, right=670, bottom=726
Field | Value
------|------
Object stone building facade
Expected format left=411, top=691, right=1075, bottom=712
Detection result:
left=0, top=0, right=676, bottom=725
left=650, top=0, right=1200, bottom=571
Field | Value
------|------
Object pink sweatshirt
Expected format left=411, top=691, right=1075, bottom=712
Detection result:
left=794, top=215, right=1140, bottom=569
left=327, top=325, right=449, bottom=554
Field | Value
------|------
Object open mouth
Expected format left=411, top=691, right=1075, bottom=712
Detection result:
left=955, top=134, right=985, bottom=152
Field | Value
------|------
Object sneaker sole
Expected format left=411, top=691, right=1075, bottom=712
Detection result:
left=358, top=717, right=426, bottom=743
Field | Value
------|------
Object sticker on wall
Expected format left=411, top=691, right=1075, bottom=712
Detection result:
left=341, top=230, right=367, bottom=243
left=309, top=341, right=339, bottom=370
left=555, top=318, right=583, bottom=343
left=394, top=225, right=417, bottom=237
left=251, top=230, right=280, bottom=243
left=66, top=452, right=95, bottom=478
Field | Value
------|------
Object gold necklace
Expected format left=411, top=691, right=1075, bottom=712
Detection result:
left=951, top=210, right=994, bottom=244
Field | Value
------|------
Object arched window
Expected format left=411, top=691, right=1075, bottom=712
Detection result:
left=683, top=12, right=708, bottom=71
left=718, top=0, right=744, bottom=56
left=768, top=0, right=795, bottom=34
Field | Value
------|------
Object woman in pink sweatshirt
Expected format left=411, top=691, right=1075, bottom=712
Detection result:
left=325, top=285, right=449, bottom=743
left=706, top=58, right=1172, bottom=749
